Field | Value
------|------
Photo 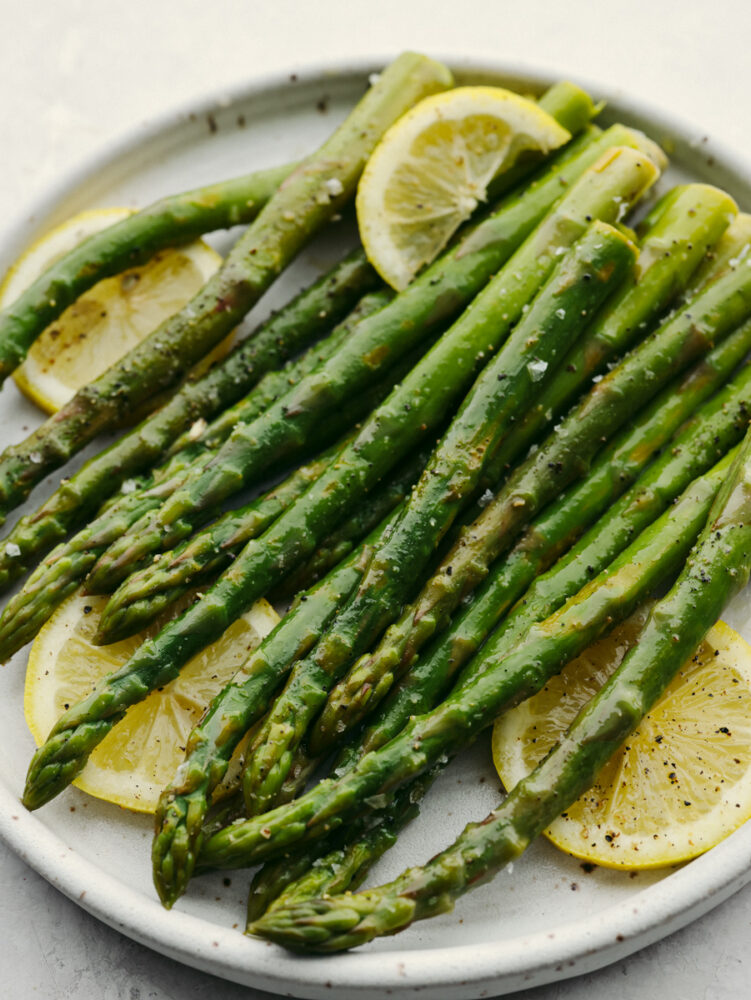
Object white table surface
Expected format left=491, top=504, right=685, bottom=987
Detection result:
left=2, top=1, right=751, bottom=996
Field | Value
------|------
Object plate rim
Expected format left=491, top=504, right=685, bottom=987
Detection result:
left=2, top=54, right=751, bottom=999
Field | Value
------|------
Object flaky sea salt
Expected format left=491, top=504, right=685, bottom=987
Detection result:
left=324, top=177, right=344, bottom=197
left=527, top=358, right=549, bottom=381
left=188, top=418, right=207, bottom=441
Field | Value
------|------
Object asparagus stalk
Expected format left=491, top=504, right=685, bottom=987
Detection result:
left=85, top=129, right=659, bottom=593
left=20, top=145, right=658, bottom=816
left=251, top=431, right=751, bottom=951
left=240, top=222, right=638, bottom=817
left=270, top=449, right=430, bottom=601
left=341, top=324, right=751, bottom=766
left=237, top=194, right=743, bottom=924
left=311, top=250, right=751, bottom=755
left=683, top=212, right=751, bottom=298
left=0, top=162, right=297, bottom=382
left=0, top=52, right=453, bottom=519
left=0, top=289, right=392, bottom=661
left=162, top=78, right=597, bottom=464
left=274, top=332, right=751, bottom=895
left=0, top=250, right=381, bottom=592
left=97, top=440, right=433, bottom=644
left=151, top=510, right=403, bottom=907
left=245, top=768, right=437, bottom=923
left=162, top=287, right=392, bottom=468
left=262, top=779, right=430, bottom=918
left=94, top=325, right=432, bottom=609
left=476, top=182, right=737, bottom=487
left=198, top=447, right=734, bottom=874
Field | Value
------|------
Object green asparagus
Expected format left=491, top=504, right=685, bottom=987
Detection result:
left=198, top=447, right=735, bottom=874
left=97, top=441, right=433, bottom=644
left=20, top=146, right=657, bottom=816
left=0, top=249, right=381, bottom=592
left=0, top=289, right=392, bottom=661
left=0, top=52, right=453, bottom=520
left=270, top=448, right=432, bottom=601
left=250, top=430, right=751, bottom=951
left=17, top=146, right=654, bottom=847
left=152, top=509, right=403, bottom=907
left=311, top=250, right=751, bottom=755
left=85, top=129, right=659, bottom=593
left=477, top=182, right=738, bottom=487
left=339, top=323, right=751, bottom=767
left=240, top=221, right=637, bottom=817
left=0, top=162, right=298, bottom=382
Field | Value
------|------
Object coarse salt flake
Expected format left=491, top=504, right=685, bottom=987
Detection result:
left=324, top=177, right=344, bottom=197
left=527, top=359, right=549, bottom=381
left=4, top=542, right=21, bottom=558
left=188, top=418, right=208, bottom=441
left=29, top=452, right=42, bottom=465
left=121, top=479, right=138, bottom=494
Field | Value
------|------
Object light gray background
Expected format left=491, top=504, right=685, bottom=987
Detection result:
left=1, top=1, right=750, bottom=996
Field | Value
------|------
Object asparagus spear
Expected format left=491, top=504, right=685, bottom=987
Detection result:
left=270, top=449, right=430, bottom=601
left=311, top=251, right=751, bottom=755
left=151, top=510, right=403, bottom=907
left=20, top=145, right=657, bottom=816
left=251, top=431, right=751, bottom=951
left=198, top=446, right=734, bottom=874
left=162, top=287, right=392, bottom=466
left=475, top=182, right=738, bottom=486
left=340, top=324, right=751, bottom=767
left=274, top=331, right=751, bottom=888
left=162, top=78, right=598, bottom=464
left=683, top=212, right=751, bottom=297
left=97, top=440, right=433, bottom=644
left=85, top=127, right=659, bottom=593
left=243, top=202, right=748, bottom=919
left=240, top=221, right=638, bottom=816
left=0, top=251, right=381, bottom=592
left=245, top=768, right=437, bottom=923
left=262, top=779, right=430, bottom=918
left=0, top=162, right=297, bottom=382
left=94, top=324, right=432, bottom=607
left=0, top=52, right=453, bottom=519
left=0, top=289, right=392, bottom=660
left=150, top=145, right=658, bottom=902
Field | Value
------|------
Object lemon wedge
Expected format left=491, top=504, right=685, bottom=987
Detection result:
left=0, top=208, right=224, bottom=414
left=492, top=613, right=751, bottom=869
left=356, top=86, right=570, bottom=290
left=24, top=592, right=279, bottom=812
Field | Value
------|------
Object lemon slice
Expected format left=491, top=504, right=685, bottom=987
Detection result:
left=24, top=592, right=279, bottom=812
left=0, top=208, right=224, bottom=413
left=492, top=613, right=751, bottom=869
left=356, top=87, right=570, bottom=290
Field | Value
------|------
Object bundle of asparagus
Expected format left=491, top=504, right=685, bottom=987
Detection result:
left=5, top=52, right=751, bottom=959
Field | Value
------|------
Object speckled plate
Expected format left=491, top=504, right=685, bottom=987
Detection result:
left=1, top=58, right=751, bottom=1000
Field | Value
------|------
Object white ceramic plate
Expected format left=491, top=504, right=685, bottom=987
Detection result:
left=1, top=58, right=751, bottom=1000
